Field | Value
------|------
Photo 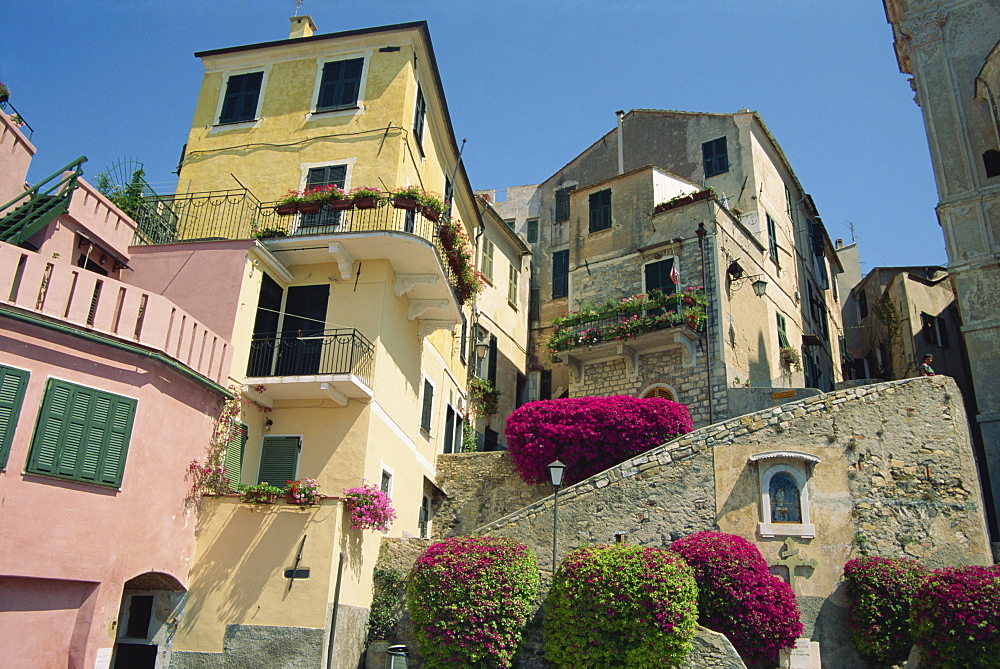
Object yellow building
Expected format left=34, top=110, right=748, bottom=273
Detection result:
left=140, top=18, right=482, bottom=668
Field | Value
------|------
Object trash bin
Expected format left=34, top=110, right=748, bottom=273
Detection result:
left=386, top=645, right=408, bottom=669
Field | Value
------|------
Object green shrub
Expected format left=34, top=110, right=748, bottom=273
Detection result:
left=366, top=567, right=405, bottom=644
left=544, top=544, right=698, bottom=668
left=407, top=536, right=538, bottom=668
left=843, top=556, right=927, bottom=663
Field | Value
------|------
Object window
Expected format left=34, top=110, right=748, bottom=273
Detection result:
left=504, top=218, right=516, bottom=231
left=301, top=165, right=347, bottom=228
left=702, top=136, right=729, bottom=178
left=766, top=213, right=779, bottom=262
left=555, top=187, right=572, bottom=222
left=481, top=239, right=495, bottom=282
left=484, top=428, right=500, bottom=452
left=589, top=189, right=612, bottom=233
left=444, top=405, right=456, bottom=454
left=526, top=218, right=539, bottom=243
left=459, top=314, right=468, bottom=365
left=529, top=288, right=540, bottom=322
left=413, top=85, right=427, bottom=147
left=922, top=313, right=949, bottom=348
left=380, top=469, right=392, bottom=495
left=751, top=451, right=819, bottom=538
left=26, top=379, right=137, bottom=487
left=552, top=249, right=569, bottom=299
left=508, top=262, right=519, bottom=307
left=257, top=436, right=300, bottom=485
left=419, top=494, right=431, bottom=538
left=858, top=290, right=868, bottom=319
left=219, top=71, right=263, bottom=125
left=776, top=313, right=790, bottom=349
left=420, top=379, right=434, bottom=432
left=224, top=420, right=247, bottom=486
left=641, top=384, right=676, bottom=401
left=540, top=369, right=552, bottom=400
left=643, top=258, right=677, bottom=316
left=984, top=149, right=1000, bottom=178
left=316, top=58, right=363, bottom=111
left=0, top=365, right=29, bottom=468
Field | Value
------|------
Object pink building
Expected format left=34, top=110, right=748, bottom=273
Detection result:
left=0, top=109, right=232, bottom=668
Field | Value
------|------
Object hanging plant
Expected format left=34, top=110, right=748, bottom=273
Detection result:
left=343, top=482, right=397, bottom=531
left=780, top=347, right=802, bottom=371
left=470, top=377, right=502, bottom=417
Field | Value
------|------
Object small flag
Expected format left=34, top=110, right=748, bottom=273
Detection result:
left=670, top=263, right=679, bottom=285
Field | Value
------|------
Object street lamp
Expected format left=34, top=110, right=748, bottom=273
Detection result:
left=548, top=459, right=566, bottom=572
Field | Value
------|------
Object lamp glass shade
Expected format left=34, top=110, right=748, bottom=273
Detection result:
left=548, top=460, right=566, bottom=486
left=752, top=279, right=768, bottom=297
left=475, top=342, right=490, bottom=358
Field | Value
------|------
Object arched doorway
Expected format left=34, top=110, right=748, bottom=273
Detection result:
left=112, top=573, right=184, bottom=669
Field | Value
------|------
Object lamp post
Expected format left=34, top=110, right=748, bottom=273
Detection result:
left=548, top=459, right=566, bottom=572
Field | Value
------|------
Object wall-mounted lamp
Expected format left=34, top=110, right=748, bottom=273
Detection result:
left=264, top=418, right=273, bottom=431
left=727, top=259, right=768, bottom=297
left=475, top=340, right=490, bottom=360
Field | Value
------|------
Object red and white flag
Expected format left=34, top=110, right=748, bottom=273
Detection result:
left=670, top=263, right=680, bottom=285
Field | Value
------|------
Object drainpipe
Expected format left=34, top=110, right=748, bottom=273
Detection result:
left=615, top=110, right=626, bottom=175
left=696, top=222, right=714, bottom=424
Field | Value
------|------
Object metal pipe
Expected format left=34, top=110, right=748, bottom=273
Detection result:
left=615, top=110, right=626, bottom=175
left=552, top=484, right=560, bottom=571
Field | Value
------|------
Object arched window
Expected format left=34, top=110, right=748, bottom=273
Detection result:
left=640, top=384, right=677, bottom=401
left=750, top=451, right=819, bottom=538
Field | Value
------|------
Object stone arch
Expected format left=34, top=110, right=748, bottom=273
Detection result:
left=639, top=383, right=677, bottom=401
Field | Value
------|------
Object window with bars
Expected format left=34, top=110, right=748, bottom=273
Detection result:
left=219, top=72, right=263, bottom=124
left=26, top=379, right=137, bottom=487
left=0, top=365, right=29, bottom=468
left=589, top=189, right=612, bottom=233
left=702, top=137, right=729, bottom=178
left=316, top=58, right=364, bottom=111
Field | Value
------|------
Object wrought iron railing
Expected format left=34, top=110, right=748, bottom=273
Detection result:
left=549, top=305, right=705, bottom=354
left=2, top=100, right=34, bottom=140
left=129, top=190, right=457, bottom=299
left=246, top=328, right=374, bottom=388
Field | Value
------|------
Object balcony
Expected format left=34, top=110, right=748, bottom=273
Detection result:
left=549, top=291, right=706, bottom=384
left=244, top=328, right=374, bottom=406
left=130, top=189, right=463, bottom=332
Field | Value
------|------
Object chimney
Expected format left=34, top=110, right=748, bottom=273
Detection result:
left=836, top=238, right=844, bottom=249
left=616, top=110, right=626, bottom=175
left=289, top=15, right=317, bottom=39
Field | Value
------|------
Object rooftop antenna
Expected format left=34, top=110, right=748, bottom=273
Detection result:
left=846, top=221, right=858, bottom=243
left=294, top=0, right=303, bottom=16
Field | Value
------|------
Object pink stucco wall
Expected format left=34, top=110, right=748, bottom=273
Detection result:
left=0, top=112, right=35, bottom=205
left=126, top=240, right=257, bottom=339
left=0, top=316, right=224, bottom=669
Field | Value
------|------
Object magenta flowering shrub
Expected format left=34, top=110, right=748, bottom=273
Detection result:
left=670, top=531, right=802, bottom=666
left=543, top=544, right=698, bottom=668
left=504, top=395, right=692, bottom=485
left=406, top=536, right=539, bottom=668
left=910, top=565, right=1000, bottom=667
left=843, top=556, right=927, bottom=663
left=342, top=483, right=396, bottom=531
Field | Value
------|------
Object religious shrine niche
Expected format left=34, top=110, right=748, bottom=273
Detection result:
left=749, top=450, right=821, bottom=539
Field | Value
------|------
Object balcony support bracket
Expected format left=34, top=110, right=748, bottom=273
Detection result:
left=408, top=299, right=449, bottom=320
left=327, top=242, right=355, bottom=281
left=673, top=329, right=699, bottom=367
left=241, top=384, right=274, bottom=409
left=418, top=319, right=458, bottom=337
left=320, top=382, right=348, bottom=407
left=394, top=274, right=439, bottom=297
left=617, top=343, right=639, bottom=379
left=565, top=354, right=585, bottom=385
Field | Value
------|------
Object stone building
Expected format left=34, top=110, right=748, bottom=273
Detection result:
left=883, top=0, right=1000, bottom=544
left=518, top=109, right=844, bottom=425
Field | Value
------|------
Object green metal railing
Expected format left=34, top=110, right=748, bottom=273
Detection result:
left=2, top=101, right=34, bottom=140
left=0, top=156, right=86, bottom=245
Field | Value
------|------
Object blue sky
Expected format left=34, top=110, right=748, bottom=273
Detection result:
left=2, top=1, right=942, bottom=270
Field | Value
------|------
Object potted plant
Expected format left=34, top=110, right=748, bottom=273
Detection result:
left=0, top=82, right=9, bottom=103
left=343, top=482, right=397, bottom=531
left=9, top=113, right=24, bottom=128
left=350, top=185, right=383, bottom=209
left=391, top=185, right=422, bottom=210
left=252, top=227, right=287, bottom=240
left=780, top=347, right=802, bottom=371
left=275, top=190, right=301, bottom=216
left=237, top=482, right=284, bottom=504
left=285, top=478, right=320, bottom=505
left=420, top=193, right=446, bottom=222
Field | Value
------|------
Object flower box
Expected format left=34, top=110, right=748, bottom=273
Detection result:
left=275, top=203, right=298, bottom=216
left=327, top=199, right=354, bottom=211
left=422, top=205, right=441, bottom=222
left=392, top=196, right=419, bottom=210
left=353, top=196, right=379, bottom=210
left=298, top=202, right=321, bottom=215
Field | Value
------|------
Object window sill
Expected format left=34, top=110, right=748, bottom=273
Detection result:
left=210, top=119, right=260, bottom=133
left=23, top=470, right=122, bottom=492
left=588, top=226, right=612, bottom=235
left=758, top=522, right=815, bottom=538
left=310, top=106, right=361, bottom=119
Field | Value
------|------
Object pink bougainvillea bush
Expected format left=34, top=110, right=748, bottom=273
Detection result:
left=910, top=565, right=1000, bottom=668
left=843, top=556, right=927, bottom=663
left=406, top=536, right=539, bottom=668
left=543, top=544, right=698, bottom=668
left=504, top=395, right=692, bottom=485
left=670, top=531, right=802, bottom=666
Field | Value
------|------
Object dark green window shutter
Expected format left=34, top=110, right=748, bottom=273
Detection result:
left=0, top=365, right=29, bottom=468
left=777, top=313, right=790, bottom=349
left=421, top=380, right=434, bottom=432
left=219, top=72, right=263, bottom=124
left=526, top=218, right=538, bottom=244
left=555, top=188, right=572, bottom=222
left=487, top=335, right=498, bottom=385
left=413, top=85, right=427, bottom=145
left=27, top=380, right=136, bottom=487
left=317, top=58, right=364, bottom=111
left=258, top=436, right=299, bottom=485
left=552, top=250, right=569, bottom=299
left=702, top=137, right=729, bottom=178
left=224, top=421, right=247, bottom=486
left=588, top=189, right=612, bottom=233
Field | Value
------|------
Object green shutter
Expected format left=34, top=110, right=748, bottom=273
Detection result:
left=777, top=313, right=790, bottom=349
left=224, top=422, right=247, bottom=486
left=421, top=380, right=434, bottom=432
left=0, top=366, right=29, bottom=468
left=27, top=380, right=135, bottom=487
left=258, top=436, right=299, bottom=485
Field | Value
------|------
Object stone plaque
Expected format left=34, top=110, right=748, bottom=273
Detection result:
left=779, top=638, right=820, bottom=669
left=94, top=648, right=112, bottom=669
left=772, top=389, right=797, bottom=399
